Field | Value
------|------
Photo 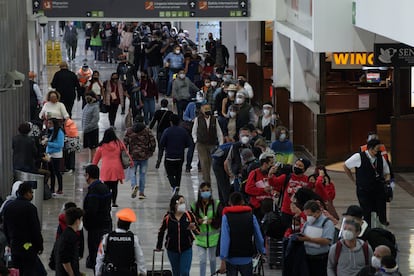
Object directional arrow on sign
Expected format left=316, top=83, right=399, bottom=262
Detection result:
left=86, top=11, right=92, bottom=17
left=240, top=1, right=246, bottom=8
left=189, top=1, right=196, bottom=9
left=190, top=11, right=195, bottom=17
left=33, top=1, right=40, bottom=8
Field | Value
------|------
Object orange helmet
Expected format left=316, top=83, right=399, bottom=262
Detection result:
left=116, top=208, right=136, bottom=222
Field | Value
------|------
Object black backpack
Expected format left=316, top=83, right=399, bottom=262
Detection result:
left=364, top=227, right=398, bottom=259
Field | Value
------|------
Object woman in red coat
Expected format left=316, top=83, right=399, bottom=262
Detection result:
left=309, top=166, right=338, bottom=220
left=93, top=127, right=132, bottom=207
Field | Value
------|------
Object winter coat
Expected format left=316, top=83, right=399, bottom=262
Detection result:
left=124, top=124, right=156, bottom=161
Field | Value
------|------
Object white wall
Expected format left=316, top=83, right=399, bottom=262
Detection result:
left=222, top=22, right=237, bottom=68
left=355, top=0, right=414, bottom=47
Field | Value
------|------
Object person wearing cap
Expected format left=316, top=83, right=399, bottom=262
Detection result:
left=54, top=207, right=84, bottom=276
left=343, top=205, right=369, bottom=238
left=51, top=61, right=81, bottom=117
left=245, top=152, right=284, bottom=221
left=220, top=83, right=236, bottom=118
left=192, top=103, right=224, bottom=183
left=95, top=208, right=146, bottom=276
left=343, top=138, right=391, bottom=227
left=28, top=71, right=43, bottom=120
left=77, top=64, right=93, bottom=108
left=234, top=90, right=256, bottom=136
left=257, top=103, right=278, bottom=143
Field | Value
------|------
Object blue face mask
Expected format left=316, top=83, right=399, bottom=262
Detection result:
left=200, top=191, right=211, bottom=199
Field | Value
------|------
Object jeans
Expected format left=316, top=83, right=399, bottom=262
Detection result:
left=143, top=98, right=156, bottom=125
left=49, top=157, right=63, bottom=193
left=148, top=65, right=160, bottom=83
left=131, top=159, right=148, bottom=193
left=66, top=42, right=77, bottom=60
left=156, top=132, right=164, bottom=164
left=164, top=159, right=184, bottom=189
left=197, top=246, right=217, bottom=276
left=226, top=261, right=253, bottom=276
left=167, top=248, right=192, bottom=276
left=92, top=45, right=102, bottom=61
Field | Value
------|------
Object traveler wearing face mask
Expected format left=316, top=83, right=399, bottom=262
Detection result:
left=279, top=158, right=313, bottom=231
left=358, top=245, right=392, bottom=276
left=224, top=126, right=253, bottom=192
left=299, top=200, right=335, bottom=276
left=221, top=83, right=237, bottom=118
left=327, top=220, right=373, bottom=276
left=271, top=126, right=294, bottom=165
left=156, top=195, right=200, bottom=276
left=172, top=69, right=199, bottom=121
left=257, top=103, right=277, bottom=143
left=163, top=45, right=185, bottom=96
left=245, top=152, right=285, bottom=221
left=54, top=207, right=84, bottom=276
left=202, top=77, right=216, bottom=110
left=234, top=91, right=256, bottom=135
left=192, top=104, right=224, bottom=183
left=222, top=104, right=238, bottom=142
left=191, top=183, right=223, bottom=276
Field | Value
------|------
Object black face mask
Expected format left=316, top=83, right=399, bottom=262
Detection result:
left=293, top=166, right=304, bottom=175
left=93, top=77, right=99, bottom=80
left=238, top=80, right=246, bottom=86
left=204, top=111, right=212, bottom=116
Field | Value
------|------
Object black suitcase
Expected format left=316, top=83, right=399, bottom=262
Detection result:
left=147, top=249, right=172, bottom=276
left=267, top=236, right=283, bottom=269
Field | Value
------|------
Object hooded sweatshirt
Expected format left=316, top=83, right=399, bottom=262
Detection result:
left=123, top=123, right=156, bottom=161
left=327, top=239, right=373, bottom=276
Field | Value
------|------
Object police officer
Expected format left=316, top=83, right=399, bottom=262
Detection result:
left=95, top=208, right=147, bottom=276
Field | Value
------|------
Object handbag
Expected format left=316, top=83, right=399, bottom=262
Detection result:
left=64, top=136, right=81, bottom=153
left=118, top=141, right=130, bottom=169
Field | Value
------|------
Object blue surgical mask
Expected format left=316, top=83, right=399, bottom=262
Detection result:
left=200, top=191, right=211, bottom=199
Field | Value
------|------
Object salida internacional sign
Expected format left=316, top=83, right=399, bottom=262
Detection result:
left=374, top=43, right=414, bottom=67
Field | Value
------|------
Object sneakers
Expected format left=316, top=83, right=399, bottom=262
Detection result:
left=131, top=186, right=138, bottom=198
left=138, top=193, right=146, bottom=199
left=172, top=186, right=180, bottom=195
left=56, top=190, right=63, bottom=195
left=67, top=169, right=74, bottom=175
left=155, top=161, right=160, bottom=169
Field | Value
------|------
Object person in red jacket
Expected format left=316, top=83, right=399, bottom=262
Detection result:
left=245, top=152, right=284, bottom=221
left=278, top=158, right=313, bottom=232
left=311, top=165, right=338, bottom=220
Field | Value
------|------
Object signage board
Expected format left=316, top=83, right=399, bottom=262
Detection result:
left=331, top=52, right=374, bottom=69
left=374, top=43, right=414, bottom=67
left=35, top=0, right=249, bottom=18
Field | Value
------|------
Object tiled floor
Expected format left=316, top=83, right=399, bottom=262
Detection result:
left=33, top=32, right=414, bottom=275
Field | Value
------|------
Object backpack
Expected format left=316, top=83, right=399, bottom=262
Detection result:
left=334, top=240, right=369, bottom=274
left=364, top=228, right=398, bottom=259
left=260, top=198, right=283, bottom=239
left=211, top=142, right=233, bottom=163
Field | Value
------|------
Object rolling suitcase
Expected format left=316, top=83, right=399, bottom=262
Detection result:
left=147, top=249, right=172, bottom=276
left=266, top=236, right=283, bottom=269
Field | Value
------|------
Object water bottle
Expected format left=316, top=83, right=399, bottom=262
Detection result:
left=4, top=246, right=11, bottom=267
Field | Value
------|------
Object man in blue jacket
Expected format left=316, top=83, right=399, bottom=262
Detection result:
left=160, top=114, right=191, bottom=194
left=219, top=192, right=265, bottom=275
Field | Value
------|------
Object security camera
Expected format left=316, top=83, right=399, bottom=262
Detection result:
left=4, top=70, right=25, bottom=88
left=38, top=15, right=48, bottom=27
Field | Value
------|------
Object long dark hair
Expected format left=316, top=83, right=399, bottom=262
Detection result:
left=169, top=194, right=184, bottom=214
left=48, top=118, right=61, bottom=141
left=194, top=182, right=215, bottom=218
left=92, top=23, right=100, bottom=38
left=99, top=127, right=119, bottom=146
left=314, top=165, right=331, bottom=185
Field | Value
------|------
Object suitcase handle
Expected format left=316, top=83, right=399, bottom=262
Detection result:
left=152, top=249, right=164, bottom=275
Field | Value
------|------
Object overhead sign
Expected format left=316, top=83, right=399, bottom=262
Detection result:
left=37, top=0, right=249, bottom=18
left=374, top=43, right=414, bottom=67
left=331, top=52, right=374, bottom=69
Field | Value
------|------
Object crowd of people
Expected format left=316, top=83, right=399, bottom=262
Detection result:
left=4, top=21, right=401, bottom=276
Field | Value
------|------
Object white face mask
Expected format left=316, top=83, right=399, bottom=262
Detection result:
left=175, top=50, right=181, bottom=54
left=342, top=229, right=354, bottom=241
left=263, top=109, right=270, bottom=116
left=371, top=256, right=382, bottom=269
left=78, top=220, right=83, bottom=231
left=235, top=97, right=244, bottom=105
left=205, top=83, right=211, bottom=87
left=196, top=96, right=204, bottom=102
left=216, top=74, right=222, bottom=79
left=179, top=74, right=186, bottom=79
left=211, top=81, right=217, bottom=87
left=279, top=133, right=287, bottom=141
left=306, top=215, right=316, bottom=225
left=227, top=91, right=235, bottom=98
left=229, top=111, right=236, bottom=118
left=240, top=136, right=250, bottom=145
left=177, top=203, right=186, bottom=213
